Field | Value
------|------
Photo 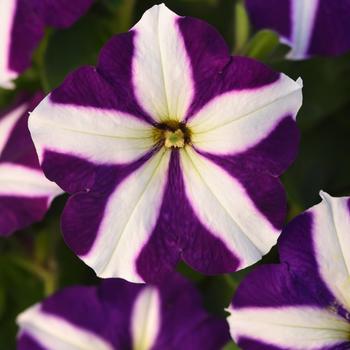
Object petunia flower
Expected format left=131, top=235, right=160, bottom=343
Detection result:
left=17, top=274, right=230, bottom=350
left=29, top=4, right=303, bottom=283
left=0, top=0, right=93, bottom=89
left=246, top=0, right=350, bottom=60
left=0, top=93, right=62, bottom=237
left=228, top=192, right=350, bottom=349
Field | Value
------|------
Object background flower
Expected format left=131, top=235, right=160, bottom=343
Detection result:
left=245, top=0, right=350, bottom=59
left=0, top=0, right=94, bottom=89
left=17, top=274, right=230, bottom=350
left=29, top=4, right=302, bottom=283
left=0, top=93, right=62, bottom=237
left=228, top=192, right=350, bottom=349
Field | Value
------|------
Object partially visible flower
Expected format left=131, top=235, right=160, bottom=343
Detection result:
left=246, top=0, right=350, bottom=59
left=17, top=274, right=230, bottom=350
left=0, top=93, right=62, bottom=236
left=228, top=192, right=350, bottom=349
left=29, top=4, right=302, bottom=283
left=0, top=0, right=94, bottom=88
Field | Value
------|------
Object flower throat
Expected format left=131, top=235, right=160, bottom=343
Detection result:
left=153, top=120, right=191, bottom=149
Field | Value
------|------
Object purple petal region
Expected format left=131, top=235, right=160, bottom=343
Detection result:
left=29, top=4, right=302, bottom=283
left=17, top=274, right=230, bottom=350
left=0, top=0, right=94, bottom=88
left=0, top=94, right=62, bottom=237
left=228, top=193, right=350, bottom=350
left=246, top=0, right=350, bottom=59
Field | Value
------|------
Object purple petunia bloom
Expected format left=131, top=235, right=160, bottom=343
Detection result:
left=29, top=4, right=303, bottom=283
left=0, top=0, right=93, bottom=88
left=228, top=192, right=350, bottom=349
left=246, top=0, right=350, bottom=59
left=17, top=274, right=230, bottom=350
left=0, top=93, right=62, bottom=237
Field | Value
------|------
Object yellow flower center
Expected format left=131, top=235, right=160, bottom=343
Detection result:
left=164, top=129, right=185, bottom=148
left=153, top=120, right=191, bottom=149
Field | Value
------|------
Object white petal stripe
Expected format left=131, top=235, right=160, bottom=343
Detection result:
left=288, top=0, right=320, bottom=59
left=0, top=0, right=17, bottom=89
left=312, top=192, right=350, bottom=311
left=83, top=149, right=171, bottom=282
left=180, top=148, right=278, bottom=269
left=131, top=287, right=161, bottom=350
left=189, top=75, right=302, bottom=155
left=17, top=305, right=114, bottom=350
left=228, top=306, right=350, bottom=350
left=0, top=163, right=62, bottom=198
left=29, top=95, right=155, bottom=165
left=0, top=103, right=27, bottom=155
left=132, top=4, right=194, bottom=122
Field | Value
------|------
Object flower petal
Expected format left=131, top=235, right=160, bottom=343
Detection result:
left=280, top=192, right=350, bottom=312
left=131, top=287, right=161, bottom=350
left=17, top=275, right=230, bottom=350
left=229, top=305, right=350, bottom=350
left=0, top=0, right=18, bottom=88
left=178, top=19, right=280, bottom=117
left=131, top=4, right=194, bottom=121
left=29, top=93, right=154, bottom=166
left=63, top=149, right=171, bottom=283
left=0, top=95, right=62, bottom=236
left=136, top=151, right=240, bottom=282
left=229, top=263, right=350, bottom=350
left=17, top=286, right=116, bottom=350
left=189, top=74, right=302, bottom=156
left=309, top=1, right=350, bottom=57
left=179, top=147, right=278, bottom=269
left=17, top=305, right=114, bottom=350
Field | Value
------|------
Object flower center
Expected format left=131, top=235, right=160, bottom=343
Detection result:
left=153, top=121, right=191, bottom=149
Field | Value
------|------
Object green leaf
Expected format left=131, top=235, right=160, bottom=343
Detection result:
left=233, top=0, right=250, bottom=53
left=43, top=12, right=111, bottom=91
left=244, top=29, right=280, bottom=60
left=222, top=341, right=241, bottom=350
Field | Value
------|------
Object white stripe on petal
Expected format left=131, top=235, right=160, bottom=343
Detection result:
left=0, top=0, right=17, bottom=89
left=228, top=305, right=350, bottom=350
left=29, top=95, right=155, bottom=165
left=180, top=148, right=278, bottom=269
left=288, top=0, right=320, bottom=59
left=132, top=4, right=194, bottom=122
left=83, top=149, right=171, bottom=282
left=0, top=163, right=62, bottom=198
left=312, top=192, right=350, bottom=311
left=0, top=103, right=27, bottom=154
left=189, top=75, right=302, bottom=155
left=17, top=304, right=114, bottom=350
left=131, top=287, right=161, bottom=350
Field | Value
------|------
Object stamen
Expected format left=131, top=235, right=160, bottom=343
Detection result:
left=153, top=121, right=191, bottom=149
left=164, top=129, right=185, bottom=148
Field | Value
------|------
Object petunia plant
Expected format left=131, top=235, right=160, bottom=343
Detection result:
left=228, top=192, right=350, bottom=349
left=29, top=4, right=302, bottom=283
left=1, top=0, right=350, bottom=348
left=17, top=274, right=230, bottom=350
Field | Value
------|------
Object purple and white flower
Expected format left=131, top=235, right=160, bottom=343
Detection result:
left=0, top=94, right=62, bottom=237
left=228, top=192, right=350, bottom=349
left=246, top=0, right=350, bottom=59
left=0, top=0, right=93, bottom=88
left=29, top=4, right=303, bottom=283
left=17, top=274, right=230, bottom=350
